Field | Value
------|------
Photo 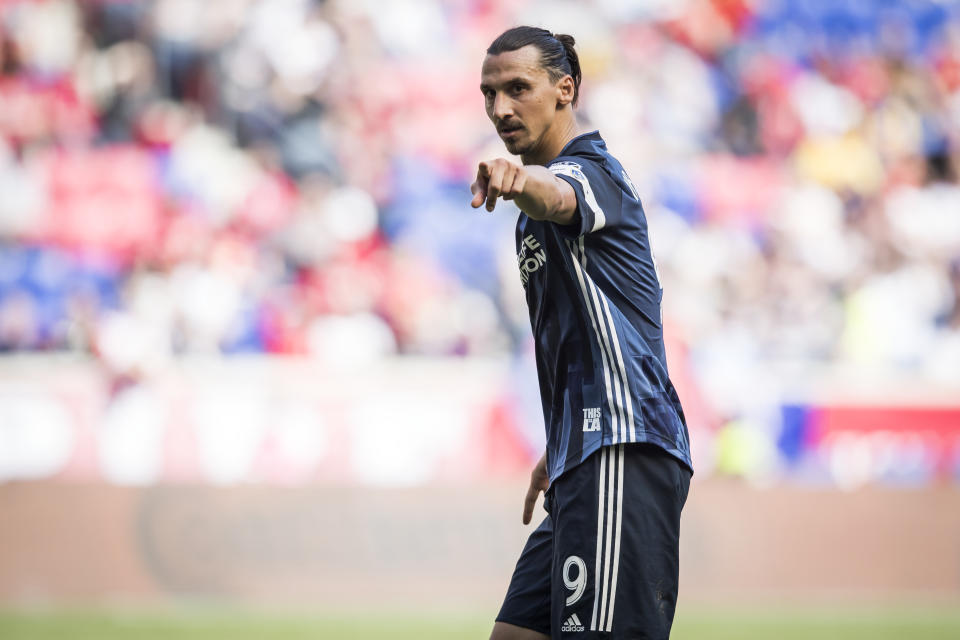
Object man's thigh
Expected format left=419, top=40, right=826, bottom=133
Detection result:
left=495, top=514, right=553, bottom=636
left=494, top=451, right=604, bottom=639
left=497, top=444, right=690, bottom=639
left=490, top=621, right=550, bottom=640
left=550, top=444, right=691, bottom=639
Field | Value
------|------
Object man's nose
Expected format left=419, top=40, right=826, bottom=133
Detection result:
left=492, top=93, right=514, bottom=120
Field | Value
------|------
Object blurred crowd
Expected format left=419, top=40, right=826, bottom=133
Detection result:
left=1, top=1, right=959, bottom=441
left=0, top=0, right=520, bottom=373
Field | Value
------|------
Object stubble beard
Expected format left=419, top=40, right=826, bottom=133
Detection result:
left=504, top=139, right=527, bottom=156
left=503, top=130, right=535, bottom=158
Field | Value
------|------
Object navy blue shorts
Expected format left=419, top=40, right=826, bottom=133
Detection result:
left=496, top=443, right=691, bottom=639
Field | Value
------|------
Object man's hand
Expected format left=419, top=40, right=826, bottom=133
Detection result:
left=471, top=158, right=527, bottom=212
left=522, top=452, right=549, bottom=525
left=470, top=158, right=578, bottom=224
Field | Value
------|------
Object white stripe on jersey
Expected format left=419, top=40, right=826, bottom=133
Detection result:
left=566, top=238, right=620, bottom=445
left=578, top=242, right=628, bottom=443
left=568, top=238, right=634, bottom=443
left=597, top=292, right=637, bottom=442
left=549, top=161, right=606, bottom=232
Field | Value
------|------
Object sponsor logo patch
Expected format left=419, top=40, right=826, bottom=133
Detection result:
left=582, top=407, right=601, bottom=432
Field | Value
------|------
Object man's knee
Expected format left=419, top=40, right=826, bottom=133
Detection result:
left=490, top=621, right=550, bottom=640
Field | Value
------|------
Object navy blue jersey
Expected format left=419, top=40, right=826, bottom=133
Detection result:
left=515, top=131, right=693, bottom=481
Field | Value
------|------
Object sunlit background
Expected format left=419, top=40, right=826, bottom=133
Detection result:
left=1, top=0, right=959, bottom=638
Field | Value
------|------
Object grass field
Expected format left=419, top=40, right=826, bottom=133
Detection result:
left=2, top=606, right=960, bottom=639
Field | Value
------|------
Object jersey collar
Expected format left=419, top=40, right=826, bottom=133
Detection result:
left=553, top=130, right=603, bottom=160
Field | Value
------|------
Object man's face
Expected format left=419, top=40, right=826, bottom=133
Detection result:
left=480, top=45, right=563, bottom=158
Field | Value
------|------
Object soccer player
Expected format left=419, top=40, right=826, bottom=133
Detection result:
left=471, top=27, right=694, bottom=639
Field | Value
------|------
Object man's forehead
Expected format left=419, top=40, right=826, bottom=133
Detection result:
left=481, top=45, right=547, bottom=83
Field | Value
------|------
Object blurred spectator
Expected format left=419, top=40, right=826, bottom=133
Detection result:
left=0, top=0, right=959, bottom=483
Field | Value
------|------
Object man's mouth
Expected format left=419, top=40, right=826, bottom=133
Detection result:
left=499, top=124, right=524, bottom=138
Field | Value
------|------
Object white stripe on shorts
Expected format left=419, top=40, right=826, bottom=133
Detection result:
left=589, top=446, right=607, bottom=630
left=605, top=445, right=626, bottom=631
left=591, top=445, right=624, bottom=632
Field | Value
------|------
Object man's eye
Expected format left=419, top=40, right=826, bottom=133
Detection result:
left=510, top=85, right=525, bottom=95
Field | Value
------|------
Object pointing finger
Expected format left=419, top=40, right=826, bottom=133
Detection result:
left=471, top=165, right=489, bottom=209
left=470, top=180, right=485, bottom=208
left=502, top=165, right=522, bottom=201
left=485, top=165, right=503, bottom=212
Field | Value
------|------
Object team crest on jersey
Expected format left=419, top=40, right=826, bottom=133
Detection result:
left=549, top=161, right=586, bottom=182
left=582, top=407, right=601, bottom=432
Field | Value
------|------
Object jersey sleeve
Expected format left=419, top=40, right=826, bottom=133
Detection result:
left=547, top=156, right=625, bottom=235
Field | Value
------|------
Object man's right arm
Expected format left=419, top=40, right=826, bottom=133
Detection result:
left=522, top=451, right=549, bottom=525
left=471, top=159, right=577, bottom=225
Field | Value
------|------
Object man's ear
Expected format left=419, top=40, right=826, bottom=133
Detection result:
left=556, top=74, right=575, bottom=107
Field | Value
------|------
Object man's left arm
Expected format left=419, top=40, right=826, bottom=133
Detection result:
left=470, top=158, right=578, bottom=224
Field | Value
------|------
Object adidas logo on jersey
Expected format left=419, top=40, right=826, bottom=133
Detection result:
left=561, top=613, right=585, bottom=632
left=582, top=407, right=601, bottom=432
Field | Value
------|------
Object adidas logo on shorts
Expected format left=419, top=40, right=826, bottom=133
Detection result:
left=561, top=613, right=585, bottom=633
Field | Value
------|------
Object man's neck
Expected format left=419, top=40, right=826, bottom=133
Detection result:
left=522, top=115, right=582, bottom=166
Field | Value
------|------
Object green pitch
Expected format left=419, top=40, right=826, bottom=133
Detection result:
left=1, top=605, right=959, bottom=639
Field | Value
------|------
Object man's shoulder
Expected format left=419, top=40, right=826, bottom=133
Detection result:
left=548, top=152, right=621, bottom=203
left=550, top=131, right=607, bottom=162
left=549, top=134, right=621, bottom=185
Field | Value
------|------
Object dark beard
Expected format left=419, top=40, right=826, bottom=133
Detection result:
left=504, top=137, right=531, bottom=157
